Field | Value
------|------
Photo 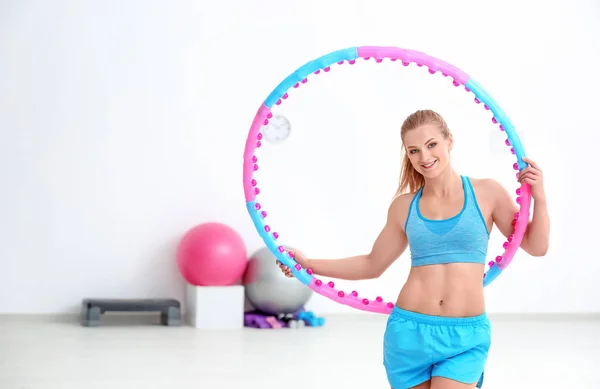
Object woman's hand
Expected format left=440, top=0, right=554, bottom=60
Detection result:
left=510, top=157, right=550, bottom=256
left=276, top=249, right=310, bottom=278
left=519, top=157, right=546, bottom=202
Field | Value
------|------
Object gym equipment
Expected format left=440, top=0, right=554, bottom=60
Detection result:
left=297, top=310, right=325, bottom=327
left=186, top=285, right=245, bottom=329
left=242, top=46, right=531, bottom=314
left=243, top=246, right=313, bottom=315
left=176, top=222, right=247, bottom=286
left=80, top=298, right=181, bottom=326
left=244, top=308, right=325, bottom=329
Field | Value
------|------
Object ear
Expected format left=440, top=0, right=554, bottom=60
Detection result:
left=448, top=133, right=454, bottom=151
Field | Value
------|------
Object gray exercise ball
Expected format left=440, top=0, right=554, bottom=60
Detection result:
left=243, top=246, right=313, bottom=315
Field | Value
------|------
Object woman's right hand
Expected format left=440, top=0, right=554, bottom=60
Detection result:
left=276, top=249, right=310, bottom=278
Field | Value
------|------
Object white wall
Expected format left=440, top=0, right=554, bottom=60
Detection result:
left=1, top=0, right=598, bottom=314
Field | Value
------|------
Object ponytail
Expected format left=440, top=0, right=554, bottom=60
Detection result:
left=395, top=149, right=425, bottom=196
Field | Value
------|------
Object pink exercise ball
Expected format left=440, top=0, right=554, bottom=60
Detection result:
left=176, top=222, right=247, bottom=286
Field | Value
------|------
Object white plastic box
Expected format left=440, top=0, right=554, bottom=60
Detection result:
left=185, top=285, right=245, bottom=329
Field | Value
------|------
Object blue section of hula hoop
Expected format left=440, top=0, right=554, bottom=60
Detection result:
left=483, top=264, right=502, bottom=287
left=246, top=201, right=313, bottom=285
left=467, top=77, right=527, bottom=288
left=265, top=47, right=359, bottom=108
left=465, top=78, right=527, bottom=170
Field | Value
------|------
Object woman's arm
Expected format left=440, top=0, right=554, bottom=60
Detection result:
left=293, top=198, right=409, bottom=280
left=490, top=157, right=550, bottom=256
left=522, top=197, right=550, bottom=255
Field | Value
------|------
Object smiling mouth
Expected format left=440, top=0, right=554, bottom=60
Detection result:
left=421, top=160, right=437, bottom=169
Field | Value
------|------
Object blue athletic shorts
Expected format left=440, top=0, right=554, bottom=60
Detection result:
left=383, top=305, right=491, bottom=389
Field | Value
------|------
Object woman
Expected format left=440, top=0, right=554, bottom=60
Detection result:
left=277, top=109, right=550, bottom=389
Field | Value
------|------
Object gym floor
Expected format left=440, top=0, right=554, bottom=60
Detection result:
left=0, top=313, right=596, bottom=388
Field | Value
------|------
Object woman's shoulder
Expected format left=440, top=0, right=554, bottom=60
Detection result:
left=465, top=176, right=506, bottom=202
left=466, top=176, right=504, bottom=190
left=390, top=190, right=418, bottom=209
left=387, top=191, right=419, bottom=229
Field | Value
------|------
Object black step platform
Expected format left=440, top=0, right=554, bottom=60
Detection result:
left=81, top=298, right=181, bottom=327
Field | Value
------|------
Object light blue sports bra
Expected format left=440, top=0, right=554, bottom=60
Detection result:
left=404, top=176, right=490, bottom=267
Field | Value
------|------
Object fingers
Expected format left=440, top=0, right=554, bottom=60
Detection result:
left=522, top=157, right=541, bottom=172
left=519, top=167, right=537, bottom=177
left=521, top=177, right=536, bottom=185
left=520, top=165, right=540, bottom=175
left=275, top=260, right=294, bottom=278
left=519, top=172, right=537, bottom=183
left=281, top=265, right=293, bottom=277
left=518, top=164, right=542, bottom=183
left=518, top=170, right=541, bottom=186
left=519, top=169, right=537, bottom=178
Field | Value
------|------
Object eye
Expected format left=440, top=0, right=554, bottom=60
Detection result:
left=428, top=142, right=437, bottom=148
left=409, top=149, right=419, bottom=154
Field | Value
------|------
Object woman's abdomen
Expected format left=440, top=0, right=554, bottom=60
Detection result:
left=395, top=263, right=486, bottom=317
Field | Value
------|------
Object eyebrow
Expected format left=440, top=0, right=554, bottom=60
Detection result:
left=407, top=138, right=436, bottom=149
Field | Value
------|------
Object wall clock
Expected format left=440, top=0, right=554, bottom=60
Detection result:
left=263, top=115, right=291, bottom=144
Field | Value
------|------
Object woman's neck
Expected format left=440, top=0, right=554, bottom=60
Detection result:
left=422, top=168, right=463, bottom=198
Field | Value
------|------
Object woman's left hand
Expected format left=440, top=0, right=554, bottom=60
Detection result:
left=518, top=157, right=546, bottom=201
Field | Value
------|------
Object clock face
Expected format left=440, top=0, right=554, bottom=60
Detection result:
left=263, top=115, right=291, bottom=144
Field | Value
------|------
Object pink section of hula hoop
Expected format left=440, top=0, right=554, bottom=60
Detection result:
left=308, top=278, right=394, bottom=314
left=497, top=183, right=532, bottom=270
left=357, top=46, right=469, bottom=85
left=243, top=103, right=271, bottom=202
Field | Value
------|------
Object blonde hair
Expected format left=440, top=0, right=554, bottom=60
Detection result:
left=395, top=109, right=451, bottom=196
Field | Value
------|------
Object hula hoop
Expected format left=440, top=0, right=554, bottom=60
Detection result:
left=242, top=46, right=532, bottom=314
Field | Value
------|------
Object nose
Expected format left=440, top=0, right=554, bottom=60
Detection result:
left=419, top=149, right=431, bottom=162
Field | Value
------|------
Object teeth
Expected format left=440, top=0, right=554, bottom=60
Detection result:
left=422, top=160, right=436, bottom=168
